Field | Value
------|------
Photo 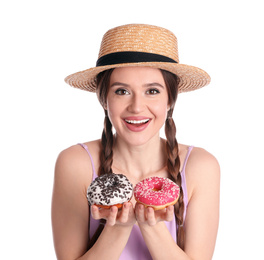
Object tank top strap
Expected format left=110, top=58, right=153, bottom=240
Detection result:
left=181, top=146, right=194, bottom=173
left=180, top=146, right=194, bottom=222
left=78, top=143, right=97, bottom=181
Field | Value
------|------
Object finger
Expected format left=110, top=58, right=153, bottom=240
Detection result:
left=91, top=205, right=111, bottom=220
left=126, top=202, right=137, bottom=225
left=154, top=207, right=167, bottom=221
left=146, top=207, right=156, bottom=226
left=118, top=202, right=130, bottom=223
left=135, top=203, right=145, bottom=223
left=90, top=205, right=101, bottom=219
left=106, top=206, right=118, bottom=226
left=164, top=205, right=174, bottom=222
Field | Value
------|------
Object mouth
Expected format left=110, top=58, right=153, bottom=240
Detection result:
left=123, top=117, right=151, bottom=132
left=124, top=119, right=150, bottom=125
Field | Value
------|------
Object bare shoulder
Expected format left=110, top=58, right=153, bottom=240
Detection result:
left=52, top=141, right=101, bottom=259
left=54, top=140, right=101, bottom=190
left=189, top=146, right=220, bottom=171
left=181, top=147, right=220, bottom=258
left=185, top=146, right=220, bottom=198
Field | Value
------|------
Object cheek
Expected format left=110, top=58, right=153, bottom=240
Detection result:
left=106, top=97, right=123, bottom=123
left=151, top=99, right=169, bottom=119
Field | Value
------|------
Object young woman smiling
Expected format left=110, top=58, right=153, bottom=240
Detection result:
left=52, top=24, right=220, bottom=260
left=106, top=67, right=169, bottom=146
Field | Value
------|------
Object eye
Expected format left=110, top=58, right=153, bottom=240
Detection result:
left=146, top=88, right=160, bottom=95
left=115, top=88, right=129, bottom=95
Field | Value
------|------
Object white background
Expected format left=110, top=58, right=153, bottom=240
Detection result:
left=1, top=0, right=263, bottom=259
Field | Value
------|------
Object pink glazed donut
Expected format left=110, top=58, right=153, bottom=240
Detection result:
left=134, top=177, right=180, bottom=210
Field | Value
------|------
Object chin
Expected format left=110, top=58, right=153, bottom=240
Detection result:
left=121, top=132, right=161, bottom=147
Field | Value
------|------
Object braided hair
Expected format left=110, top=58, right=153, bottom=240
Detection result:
left=162, top=70, right=185, bottom=249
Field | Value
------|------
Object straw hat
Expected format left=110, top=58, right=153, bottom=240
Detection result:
left=65, top=24, right=210, bottom=93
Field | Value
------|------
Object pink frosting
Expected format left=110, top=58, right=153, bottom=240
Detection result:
left=134, top=177, right=180, bottom=206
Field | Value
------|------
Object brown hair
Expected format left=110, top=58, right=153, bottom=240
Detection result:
left=89, top=68, right=185, bottom=250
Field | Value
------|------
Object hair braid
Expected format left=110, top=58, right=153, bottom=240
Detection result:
left=161, top=70, right=185, bottom=250
left=98, top=110, right=114, bottom=176
left=96, top=69, right=115, bottom=177
left=165, top=114, right=185, bottom=250
left=87, top=70, right=114, bottom=249
left=88, top=112, right=113, bottom=249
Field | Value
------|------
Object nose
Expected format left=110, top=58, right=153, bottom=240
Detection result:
left=127, top=93, right=145, bottom=113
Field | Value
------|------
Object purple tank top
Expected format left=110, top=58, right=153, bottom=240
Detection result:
left=79, top=143, right=193, bottom=259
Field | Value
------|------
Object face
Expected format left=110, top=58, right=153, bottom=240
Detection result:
left=105, top=67, right=170, bottom=146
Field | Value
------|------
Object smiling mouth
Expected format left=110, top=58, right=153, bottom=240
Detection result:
left=124, top=119, right=150, bottom=124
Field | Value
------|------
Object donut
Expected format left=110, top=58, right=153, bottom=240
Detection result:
left=134, top=176, right=180, bottom=210
left=87, top=173, right=133, bottom=209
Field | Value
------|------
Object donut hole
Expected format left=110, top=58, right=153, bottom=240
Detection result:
left=113, top=180, right=119, bottom=186
left=111, top=177, right=120, bottom=186
left=152, top=183, right=163, bottom=192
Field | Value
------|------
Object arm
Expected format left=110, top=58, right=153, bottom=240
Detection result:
left=135, top=148, right=220, bottom=260
left=52, top=146, right=90, bottom=259
left=184, top=148, right=220, bottom=259
left=52, top=145, right=135, bottom=260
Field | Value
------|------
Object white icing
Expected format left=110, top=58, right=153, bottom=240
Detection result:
left=87, top=173, right=133, bottom=206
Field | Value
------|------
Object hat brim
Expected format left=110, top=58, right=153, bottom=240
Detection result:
left=65, top=62, right=211, bottom=93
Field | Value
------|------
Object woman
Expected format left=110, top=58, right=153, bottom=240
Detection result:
left=52, top=24, right=220, bottom=260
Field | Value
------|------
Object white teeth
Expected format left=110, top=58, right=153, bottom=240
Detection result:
left=125, top=119, right=149, bottom=124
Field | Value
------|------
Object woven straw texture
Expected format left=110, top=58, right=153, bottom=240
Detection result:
left=65, top=24, right=210, bottom=93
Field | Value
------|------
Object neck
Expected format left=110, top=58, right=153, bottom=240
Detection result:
left=112, top=134, right=167, bottom=180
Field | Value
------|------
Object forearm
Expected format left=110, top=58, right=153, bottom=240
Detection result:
left=139, top=222, right=191, bottom=260
left=77, top=224, right=133, bottom=260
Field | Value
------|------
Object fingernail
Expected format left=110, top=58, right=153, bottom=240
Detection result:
left=148, top=207, right=154, bottom=213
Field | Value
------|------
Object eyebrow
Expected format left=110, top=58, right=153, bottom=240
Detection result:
left=143, top=82, right=165, bottom=89
left=110, top=82, right=165, bottom=88
left=110, top=82, right=129, bottom=88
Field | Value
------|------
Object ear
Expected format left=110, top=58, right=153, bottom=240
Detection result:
left=103, top=101, right=107, bottom=110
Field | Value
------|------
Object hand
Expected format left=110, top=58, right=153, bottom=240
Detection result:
left=91, top=202, right=136, bottom=227
left=135, top=203, right=174, bottom=226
